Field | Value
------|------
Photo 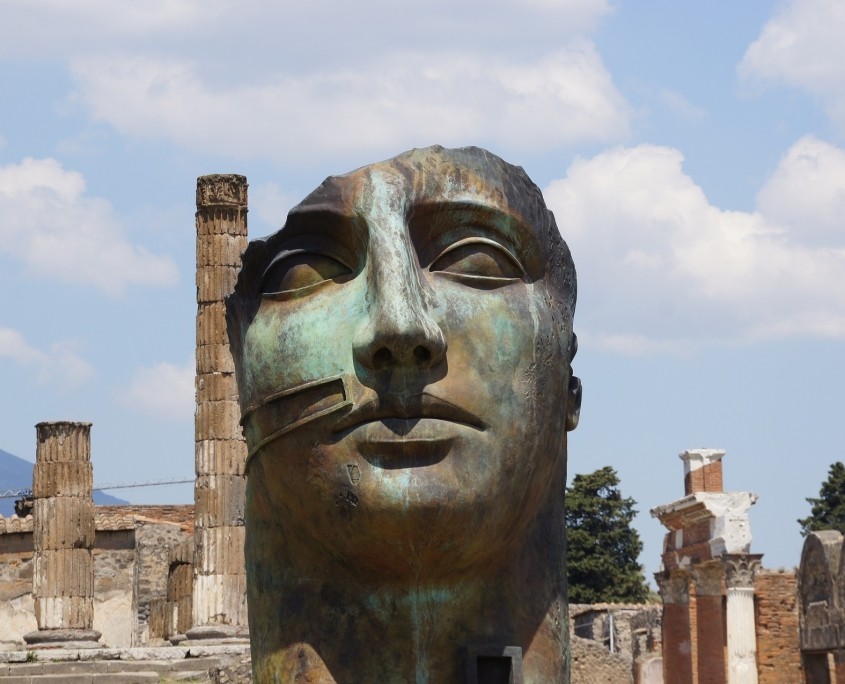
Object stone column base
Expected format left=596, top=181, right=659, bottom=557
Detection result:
left=23, top=629, right=102, bottom=649
left=184, top=625, right=249, bottom=645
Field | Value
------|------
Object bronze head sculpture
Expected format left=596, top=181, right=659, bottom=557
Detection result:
left=226, top=146, right=581, bottom=683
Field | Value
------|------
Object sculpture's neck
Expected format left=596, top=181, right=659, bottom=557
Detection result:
left=246, top=493, right=569, bottom=683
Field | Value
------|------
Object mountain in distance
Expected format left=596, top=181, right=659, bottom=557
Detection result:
left=0, top=447, right=128, bottom=517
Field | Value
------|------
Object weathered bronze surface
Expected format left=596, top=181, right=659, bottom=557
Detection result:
left=226, top=146, right=581, bottom=683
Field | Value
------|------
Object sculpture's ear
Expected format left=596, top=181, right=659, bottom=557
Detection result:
left=565, top=332, right=581, bottom=432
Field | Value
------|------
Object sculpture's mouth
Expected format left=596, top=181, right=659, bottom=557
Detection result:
left=332, top=392, right=487, bottom=436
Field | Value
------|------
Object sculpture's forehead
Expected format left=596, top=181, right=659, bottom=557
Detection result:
left=289, top=147, right=549, bottom=234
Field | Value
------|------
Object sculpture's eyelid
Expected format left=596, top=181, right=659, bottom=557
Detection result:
left=262, top=248, right=353, bottom=279
left=432, top=237, right=526, bottom=276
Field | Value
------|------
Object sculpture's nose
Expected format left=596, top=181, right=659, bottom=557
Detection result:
left=353, top=246, right=446, bottom=372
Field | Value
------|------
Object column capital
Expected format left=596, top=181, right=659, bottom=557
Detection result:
left=656, top=570, right=691, bottom=604
left=196, top=174, right=248, bottom=210
left=723, top=553, right=763, bottom=589
left=692, top=561, right=724, bottom=596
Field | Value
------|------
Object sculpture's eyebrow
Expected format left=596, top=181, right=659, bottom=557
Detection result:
left=280, top=204, right=360, bottom=244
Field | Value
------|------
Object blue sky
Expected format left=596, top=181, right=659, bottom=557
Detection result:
left=1, top=0, right=843, bottom=582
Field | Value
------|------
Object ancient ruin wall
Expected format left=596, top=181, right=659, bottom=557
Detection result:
left=0, top=530, right=36, bottom=649
left=755, top=569, right=801, bottom=684
left=570, top=635, right=634, bottom=684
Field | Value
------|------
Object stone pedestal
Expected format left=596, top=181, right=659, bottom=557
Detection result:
left=24, top=422, right=101, bottom=649
left=693, top=561, right=727, bottom=684
left=658, top=570, right=694, bottom=684
left=724, top=554, right=762, bottom=684
left=187, top=174, right=249, bottom=642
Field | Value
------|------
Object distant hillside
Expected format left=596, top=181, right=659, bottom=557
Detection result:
left=0, top=447, right=128, bottom=517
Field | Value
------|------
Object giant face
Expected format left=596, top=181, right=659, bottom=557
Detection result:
left=227, top=146, right=579, bottom=580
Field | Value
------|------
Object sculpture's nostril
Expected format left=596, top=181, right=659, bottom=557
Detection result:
left=413, top=346, right=431, bottom=366
left=372, top=347, right=394, bottom=369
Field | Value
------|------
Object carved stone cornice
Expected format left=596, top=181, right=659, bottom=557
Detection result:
left=656, top=570, right=691, bottom=604
left=692, top=561, right=724, bottom=596
left=723, top=554, right=763, bottom=590
left=196, top=174, right=248, bottom=209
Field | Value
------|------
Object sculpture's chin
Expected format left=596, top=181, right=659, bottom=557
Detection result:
left=246, top=428, right=562, bottom=583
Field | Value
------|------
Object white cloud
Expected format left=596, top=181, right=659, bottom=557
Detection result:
left=0, top=328, right=93, bottom=387
left=121, top=359, right=194, bottom=420
left=544, top=140, right=845, bottom=353
left=0, top=157, right=178, bottom=294
left=756, top=135, right=845, bottom=246
left=68, top=44, right=629, bottom=163
left=1, top=0, right=609, bottom=62
left=739, top=0, right=845, bottom=132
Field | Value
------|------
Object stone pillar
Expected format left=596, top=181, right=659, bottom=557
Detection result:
left=24, top=421, right=101, bottom=649
left=658, top=570, right=694, bottom=684
left=681, top=448, right=726, bottom=495
left=187, top=174, right=249, bottom=642
left=693, top=561, right=727, bottom=684
left=724, top=554, right=762, bottom=684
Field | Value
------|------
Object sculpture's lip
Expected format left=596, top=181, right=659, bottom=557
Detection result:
left=332, top=393, right=487, bottom=434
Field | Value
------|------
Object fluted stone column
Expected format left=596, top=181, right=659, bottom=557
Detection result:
left=724, top=554, right=762, bottom=684
left=24, top=421, right=100, bottom=648
left=187, top=174, right=249, bottom=641
left=657, top=570, right=694, bottom=684
left=693, top=561, right=727, bottom=684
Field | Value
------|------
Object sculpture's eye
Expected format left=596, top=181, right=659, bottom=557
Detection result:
left=262, top=252, right=352, bottom=295
left=430, top=238, right=524, bottom=285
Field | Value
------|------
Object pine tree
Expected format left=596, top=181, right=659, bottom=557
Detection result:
left=798, top=462, right=845, bottom=536
left=566, top=466, right=649, bottom=604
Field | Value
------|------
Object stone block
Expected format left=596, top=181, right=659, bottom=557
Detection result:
left=33, top=549, right=94, bottom=599
left=196, top=234, right=247, bottom=267
left=35, top=422, right=92, bottom=463
left=195, top=400, right=242, bottom=441
left=195, top=373, right=240, bottom=404
left=196, top=302, right=229, bottom=346
left=195, top=527, right=246, bottom=576
left=197, top=264, right=241, bottom=303
left=197, top=211, right=247, bottom=238
left=196, top=344, right=236, bottom=375
left=194, top=476, right=246, bottom=528
left=33, top=462, right=93, bottom=498
left=34, top=595, right=94, bottom=630
left=33, top=498, right=94, bottom=550
left=192, top=572, right=248, bottom=627
left=195, top=440, right=246, bottom=477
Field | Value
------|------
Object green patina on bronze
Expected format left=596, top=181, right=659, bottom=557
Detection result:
left=226, top=146, right=582, bottom=683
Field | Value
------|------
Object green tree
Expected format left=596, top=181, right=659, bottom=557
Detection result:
left=566, top=466, right=649, bottom=604
left=798, top=462, right=845, bottom=536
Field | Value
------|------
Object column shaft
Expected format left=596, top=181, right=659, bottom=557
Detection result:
left=726, top=587, right=758, bottom=684
left=693, top=562, right=727, bottom=684
left=25, top=421, right=100, bottom=648
left=724, top=554, right=762, bottom=684
left=658, top=571, right=694, bottom=684
left=190, top=174, right=249, bottom=639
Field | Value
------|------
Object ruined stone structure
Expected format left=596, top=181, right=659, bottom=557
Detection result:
left=0, top=501, right=194, bottom=650
left=570, top=604, right=663, bottom=683
left=652, top=449, right=760, bottom=684
left=191, top=174, right=249, bottom=641
left=651, top=449, right=803, bottom=684
left=797, top=529, right=845, bottom=682
left=23, top=422, right=100, bottom=649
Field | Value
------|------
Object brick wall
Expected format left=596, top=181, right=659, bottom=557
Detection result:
left=755, top=569, right=802, bottom=684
